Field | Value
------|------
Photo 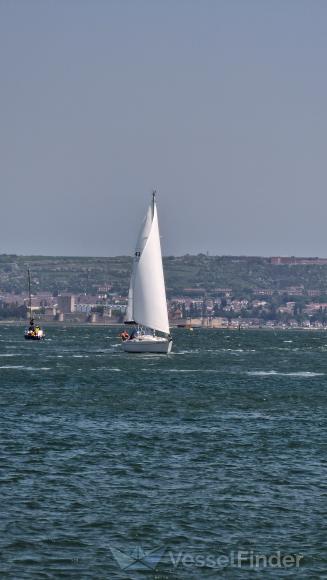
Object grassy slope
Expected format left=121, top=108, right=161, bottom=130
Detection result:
left=2, top=254, right=327, bottom=297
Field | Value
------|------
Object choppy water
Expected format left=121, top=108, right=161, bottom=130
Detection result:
left=0, top=326, right=326, bottom=578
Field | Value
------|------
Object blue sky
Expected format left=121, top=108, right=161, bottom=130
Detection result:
left=1, top=0, right=327, bottom=256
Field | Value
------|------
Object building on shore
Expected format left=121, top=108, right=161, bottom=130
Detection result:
left=57, top=294, right=75, bottom=313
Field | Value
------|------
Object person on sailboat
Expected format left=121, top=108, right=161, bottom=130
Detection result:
left=130, top=328, right=139, bottom=340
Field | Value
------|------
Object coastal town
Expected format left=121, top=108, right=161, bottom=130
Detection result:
left=2, top=258, right=327, bottom=329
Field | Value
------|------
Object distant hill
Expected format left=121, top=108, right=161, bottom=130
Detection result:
left=2, top=254, right=327, bottom=297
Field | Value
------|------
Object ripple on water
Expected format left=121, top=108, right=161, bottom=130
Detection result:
left=0, top=326, right=325, bottom=578
left=0, top=365, right=51, bottom=371
left=247, top=370, right=324, bottom=377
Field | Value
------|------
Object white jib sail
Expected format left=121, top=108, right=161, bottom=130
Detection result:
left=129, top=199, right=169, bottom=335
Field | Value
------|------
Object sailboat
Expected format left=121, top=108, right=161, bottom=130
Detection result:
left=122, top=191, right=172, bottom=353
left=24, top=269, right=45, bottom=340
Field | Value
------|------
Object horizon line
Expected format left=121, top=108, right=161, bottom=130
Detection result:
left=1, top=253, right=327, bottom=260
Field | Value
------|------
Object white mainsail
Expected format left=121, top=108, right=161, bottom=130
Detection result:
left=125, top=284, right=134, bottom=322
left=126, top=196, right=169, bottom=335
left=125, top=204, right=153, bottom=322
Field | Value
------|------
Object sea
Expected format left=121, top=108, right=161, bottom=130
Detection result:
left=0, top=325, right=326, bottom=579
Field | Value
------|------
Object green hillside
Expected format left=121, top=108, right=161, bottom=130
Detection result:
left=2, top=254, right=327, bottom=297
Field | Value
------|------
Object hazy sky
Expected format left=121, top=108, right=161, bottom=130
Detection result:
left=1, top=0, right=327, bottom=257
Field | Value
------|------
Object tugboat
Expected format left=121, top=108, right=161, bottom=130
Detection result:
left=24, top=269, right=45, bottom=340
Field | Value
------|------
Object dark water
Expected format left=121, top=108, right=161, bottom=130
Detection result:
left=0, top=326, right=326, bottom=579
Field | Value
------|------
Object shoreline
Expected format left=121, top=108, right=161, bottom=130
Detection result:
left=1, top=320, right=327, bottom=331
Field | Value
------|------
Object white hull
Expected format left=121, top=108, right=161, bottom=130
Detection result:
left=123, top=336, right=172, bottom=354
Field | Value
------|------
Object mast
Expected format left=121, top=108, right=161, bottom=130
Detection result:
left=27, top=268, right=32, bottom=321
left=152, top=190, right=156, bottom=217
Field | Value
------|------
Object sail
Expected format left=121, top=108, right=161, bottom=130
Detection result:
left=125, top=284, right=134, bottom=322
left=125, top=204, right=153, bottom=322
left=130, top=199, right=169, bottom=335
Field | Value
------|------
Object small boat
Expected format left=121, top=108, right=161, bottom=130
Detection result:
left=24, top=269, right=45, bottom=340
left=24, top=322, right=44, bottom=340
left=122, top=191, right=172, bottom=354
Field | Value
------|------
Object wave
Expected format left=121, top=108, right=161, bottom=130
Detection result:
left=89, top=367, right=122, bottom=372
left=222, top=348, right=256, bottom=353
left=0, top=365, right=51, bottom=371
left=247, top=370, right=324, bottom=377
left=175, top=349, right=200, bottom=355
left=164, top=369, right=219, bottom=373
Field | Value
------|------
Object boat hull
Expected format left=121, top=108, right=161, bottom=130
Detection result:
left=123, top=336, right=172, bottom=354
left=24, top=331, right=45, bottom=340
